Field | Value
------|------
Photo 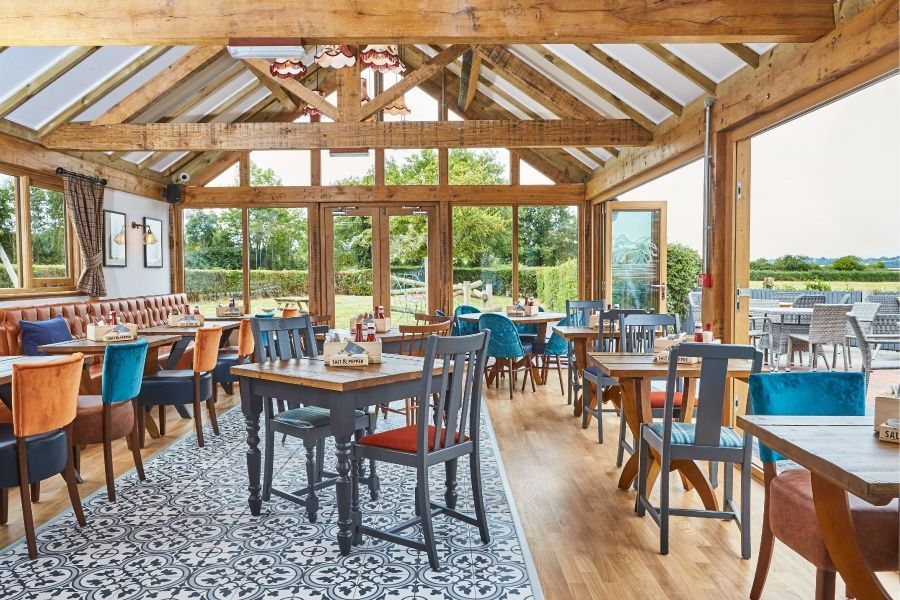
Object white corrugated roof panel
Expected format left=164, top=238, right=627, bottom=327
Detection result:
left=661, top=44, right=746, bottom=82
left=0, top=47, right=79, bottom=107
left=597, top=44, right=704, bottom=106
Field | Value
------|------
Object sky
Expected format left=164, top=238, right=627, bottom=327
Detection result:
left=210, top=73, right=899, bottom=261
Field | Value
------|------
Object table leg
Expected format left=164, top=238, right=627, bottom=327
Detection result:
left=811, top=473, right=891, bottom=600
left=531, top=323, right=548, bottom=386
left=141, top=346, right=162, bottom=439
left=618, top=378, right=647, bottom=489
left=165, top=337, right=190, bottom=369
left=239, top=377, right=263, bottom=516
left=572, top=339, right=588, bottom=416
left=332, top=399, right=356, bottom=555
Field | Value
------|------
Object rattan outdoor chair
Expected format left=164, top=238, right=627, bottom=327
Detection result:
left=786, top=304, right=852, bottom=371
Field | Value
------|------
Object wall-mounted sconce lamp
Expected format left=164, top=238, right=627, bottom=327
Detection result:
left=113, top=225, right=126, bottom=246
left=131, top=221, right=157, bottom=245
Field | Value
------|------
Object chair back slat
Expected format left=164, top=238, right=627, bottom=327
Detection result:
left=415, top=331, right=491, bottom=456
left=664, top=343, right=762, bottom=448
left=597, top=308, right=646, bottom=351
left=249, top=315, right=318, bottom=362
left=565, top=300, right=607, bottom=327
left=400, top=321, right=452, bottom=357
left=620, top=313, right=676, bottom=353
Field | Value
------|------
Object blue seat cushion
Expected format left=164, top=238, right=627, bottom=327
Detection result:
left=137, top=370, right=213, bottom=406
left=648, top=422, right=743, bottom=447
left=0, top=425, right=68, bottom=488
left=213, top=354, right=240, bottom=384
left=20, top=316, right=73, bottom=356
left=274, top=406, right=367, bottom=429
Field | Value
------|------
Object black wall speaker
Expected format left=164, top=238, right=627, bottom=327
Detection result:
left=164, top=184, right=184, bottom=204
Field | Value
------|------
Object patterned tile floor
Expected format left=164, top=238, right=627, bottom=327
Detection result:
left=0, top=408, right=541, bottom=600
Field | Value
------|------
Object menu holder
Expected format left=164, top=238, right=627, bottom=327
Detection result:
left=505, top=306, right=525, bottom=317
left=87, top=323, right=138, bottom=342
left=874, top=392, right=899, bottom=431
left=168, top=314, right=205, bottom=327
left=653, top=350, right=700, bottom=364
left=374, top=318, right=391, bottom=333
left=215, top=306, right=243, bottom=317
left=323, top=339, right=383, bottom=364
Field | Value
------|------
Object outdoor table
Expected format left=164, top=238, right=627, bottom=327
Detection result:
left=142, top=320, right=241, bottom=369
left=748, top=306, right=813, bottom=369
left=205, top=314, right=251, bottom=321
left=273, top=296, right=309, bottom=311
left=739, top=415, right=900, bottom=600
left=552, top=324, right=618, bottom=419
left=457, top=311, right=565, bottom=385
left=588, top=352, right=755, bottom=509
left=232, top=353, right=447, bottom=556
left=37, top=335, right=181, bottom=438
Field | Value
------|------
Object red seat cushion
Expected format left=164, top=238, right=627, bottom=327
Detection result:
left=769, top=468, right=899, bottom=571
left=358, top=425, right=469, bottom=454
left=649, top=391, right=684, bottom=409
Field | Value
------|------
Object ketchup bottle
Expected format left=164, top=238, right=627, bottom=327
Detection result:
left=110, top=310, right=118, bottom=325
left=354, top=322, right=364, bottom=343
left=366, top=323, right=377, bottom=342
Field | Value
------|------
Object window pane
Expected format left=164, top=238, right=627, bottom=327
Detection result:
left=204, top=162, right=239, bottom=187
left=249, top=151, right=311, bottom=186
left=29, top=186, right=67, bottom=279
left=449, top=149, right=509, bottom=185
left=249, top=208, right=309, bottom=315
left=0, top=174, right=19, bottom=288
left=452, top=206, right=513, bottom=309
left=333, top=214, right=374, bottom=326
left=517, top=205, right=578, bottom=311
left=183, top=208, right=243, bottom=312
left=384, top=149, right=438, bottom=185
left=389, top=213, right=428, bottom=325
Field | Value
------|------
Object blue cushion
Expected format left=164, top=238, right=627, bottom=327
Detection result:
left=748, top=372, right=865, bottom=463
left=0, top=425, right=68, bottom=488
left=648, top=422, right=743, bottom=448
left=20, top=316, right=73, bottom=356
left=274, top=406, right=367, bottom=429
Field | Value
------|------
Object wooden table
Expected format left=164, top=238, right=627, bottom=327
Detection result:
left=552, top=324, right=618, bottom=418
left=232, top=354, right=447, bottom=556
left=588, top=353, right=754, bottom=509
left=37, top=335, right=181, bottom=438
left=0, top=355, right=62, bottom=405
left=457, top=311, right=565, bottom=385
left=142, top=320, right=241, bottom=368
left=739, top=416, right=900, bottom=600
left=273, top=296, right=309, bottom=311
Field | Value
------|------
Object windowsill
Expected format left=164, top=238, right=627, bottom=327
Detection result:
left=0, top=288, right=83, bottom=301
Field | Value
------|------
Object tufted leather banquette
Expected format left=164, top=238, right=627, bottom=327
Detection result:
left=0, top=293, right=191, bottom=359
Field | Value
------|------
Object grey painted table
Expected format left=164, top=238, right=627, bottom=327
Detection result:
left=231, top=353, right=446, bottom=555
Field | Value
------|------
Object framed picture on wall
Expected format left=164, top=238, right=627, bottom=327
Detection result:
left=143, top=216, right=163, bottom=268
left=103, top=210, right=127, bottom=267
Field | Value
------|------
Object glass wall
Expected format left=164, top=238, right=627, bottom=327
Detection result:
left=0, top=173, right=18, bottom=288
left=248, top=208, right=309, bottom=314
left=29, top=185, right=67, bottom=280
left=389, top=212, right=429, bottom=324
left=205, top=162, right=239, bottom=187
left=182, top=208, right=243, bottom=312
left=517, top=205, right=578, bottom=310
left=449, top=148, right=509, bottom=185
left=332, top=213, right=374, bottom=326
left=452, top=206, right=513, bottom=309
left=249, top=151, right=311, bottom=186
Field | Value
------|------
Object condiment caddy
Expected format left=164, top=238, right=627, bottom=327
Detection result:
left=875, top=387, right=899, bottom=443
left=168, top=304, right=205, bottom=326
left=215, top=297, right=243, bottom=317
left=323, top=329, right=382, bottom=366
left=87, top=311, right=138, bottom=341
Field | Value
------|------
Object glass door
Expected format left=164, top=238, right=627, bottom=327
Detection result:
left=326, top=207, right=380, bottom=328
left=602, top=201, right=667, bottom=313
left=387, top=206, right=435, bottom=325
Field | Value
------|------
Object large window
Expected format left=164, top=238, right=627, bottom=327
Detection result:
left=182, top=208, right=243, bottom=311
left=248, top=208, right=309, bottom=314
left=452, top=206, right=513, bottom=309
left=0, top=172, right=76, bottom=293
left=517, top=205, right=578, bottom=310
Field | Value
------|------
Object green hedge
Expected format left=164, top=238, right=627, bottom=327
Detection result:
left=535, top=260, right=577, bottom=311
left=750, top=269, right=900, bottom=282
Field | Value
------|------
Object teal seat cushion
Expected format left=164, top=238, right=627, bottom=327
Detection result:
left=648, top=422, right=743, bottom=447
left=274, top=406, right=366, bottom=429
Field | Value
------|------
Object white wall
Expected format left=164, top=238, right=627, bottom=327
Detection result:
left=0, top=188, right=171, bottom=307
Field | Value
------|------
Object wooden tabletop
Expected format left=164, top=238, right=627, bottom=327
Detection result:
left=38, top=334, right=181, bottom=355
left=552, top=325, right=616, bottom=340
left=588, top=352, right=755, bottom=379
left=738, top=415, right=900, bottom=505
left=0, top=355, right=64, bottom=385
left=457, top=311, right=565, bottom=324
left=231, top=353, right=441, bottom=392
left=142, top=320, right=241, bottom=336
left=205, top=314, right=250, bottom=321
left=273, top=296, right=309, bottom=304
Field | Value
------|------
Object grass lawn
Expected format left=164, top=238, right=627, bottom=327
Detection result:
left=750, top=280, right=900, bottom=293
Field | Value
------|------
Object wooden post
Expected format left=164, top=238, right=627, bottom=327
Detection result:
left=18, top=176, right=33, bottom=290
left=241, top=207, right=250, bottom=314
left=336, top=47, right=361, bottom=120
left=238, top=152, right=250, bottom=186
left=309, top=114, right=321, bottom=186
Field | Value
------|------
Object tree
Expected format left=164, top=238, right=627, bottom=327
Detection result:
left=666, top=243, right=701, bottom=321
left=749, top=258, right=771, bottom=270
left=772, top=254, right=814, bottom=271
left=831, top=255, right=863, bottom=271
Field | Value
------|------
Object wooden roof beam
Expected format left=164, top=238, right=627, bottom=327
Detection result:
left=722, top=44, right=761, bottom=68
left=0, top=2, right=837, bottom=45
left=242, top=61, right=298, bottom=111
left=458, top=50, right=482, bottom=112
left=641, top=44, right=718, bottom=95
left=92, top=46, right=225, bottom=125
left=244, top=58, right=339, bottom=121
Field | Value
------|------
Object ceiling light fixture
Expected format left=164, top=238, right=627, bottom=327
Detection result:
left=359, top=45, right=406, bottom=73
left=314, top=45, right=357, bottom=69
left=226, top=38, right=308, bottom=60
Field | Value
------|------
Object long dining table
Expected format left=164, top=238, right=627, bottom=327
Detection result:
left=142, top=320, right=241, bottom=368
left=231, top=353, right=449, bottom=556
left=588, top=352, right=755, bottom=509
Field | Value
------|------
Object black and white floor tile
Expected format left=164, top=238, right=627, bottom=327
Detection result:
left=0, top=406, right=542, bottom=600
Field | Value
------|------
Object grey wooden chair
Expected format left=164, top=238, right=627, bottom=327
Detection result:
left=582, top=308, right=646, bottom=443
left=564, top=300, right=607, bottom=406
left=637, top=342, right=763, bottom=558
left=352, top=330, right=492, bottom=570
left=249, top=315, right=379, bottom=523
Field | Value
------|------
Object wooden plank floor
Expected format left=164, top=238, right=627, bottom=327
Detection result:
left=1, top=371, right=897, bottom=599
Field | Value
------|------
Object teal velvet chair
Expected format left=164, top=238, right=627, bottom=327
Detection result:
left=71, top=338, right=149, bottom=502
left=479, top=312, right=535, bottom=398
left=748, top=371, right=899, bottom=600
left=540, top=317, right=568, bottom=394
left=454, top=305, right=481, bottom=336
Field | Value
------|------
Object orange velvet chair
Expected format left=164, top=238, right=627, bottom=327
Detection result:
left=213, top=318, right=254, bottom=395
left=0, top=354, right=86, bottom=559
left=136, top=327, right=223, bottom=447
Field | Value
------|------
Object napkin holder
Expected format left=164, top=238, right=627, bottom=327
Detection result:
left=168, top=314, right=204, bottom=327
left=215, top=306, right=243, bottom=317
left=523, top=305, right=539, bottom=316
left=653, top=334, right=690, bottom=353
left=87, top=323, right=138, bottom=342
left=374, top=318, right=391, bottom=333
left=324, top=339, right=382, bottom=365
left=505, top=305, right=525, bottom=317
left=589, top=313, right=600, bottom=329
left=874, top=390, right=899, bottom=431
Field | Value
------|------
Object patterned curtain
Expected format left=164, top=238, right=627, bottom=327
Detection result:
left=62, top=173, right=107, bottom=297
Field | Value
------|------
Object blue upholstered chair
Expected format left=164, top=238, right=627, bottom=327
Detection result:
left=72, top=339, right=148, bottom=502
left=637, top=343, right=763, bottom=558
left=453, top=305, right=481, bottom=336
left=540, top=317, right=569, bottom=394
left=748, top=372, right=898, bottom=600
left=213, top=319, right=254, bottom=395
left=479, top=312, right=535, bottom=398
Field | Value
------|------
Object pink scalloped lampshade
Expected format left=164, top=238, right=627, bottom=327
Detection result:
left=269, top=58, right=307, bottom=79
left=359, top=45, right=406, bottom=73
left=314, top=45, right=357, bottom=69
